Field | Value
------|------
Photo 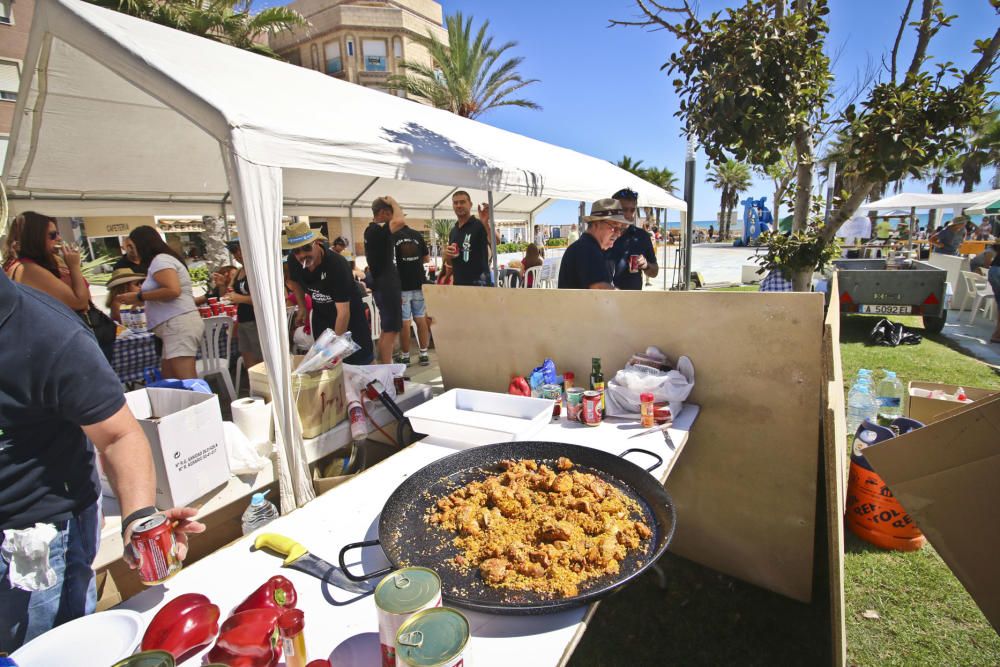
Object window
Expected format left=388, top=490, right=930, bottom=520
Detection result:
left=310, top=44, right=320, bottom=71
left=0, top=0, right=11, bottom=24
left=362, top=39, right=387, bottom=72
left=0, top=136, right=8, bottom=174
left=324, top=40, right=342, bottom=74
left=0, top=60, right=19, bottom=101
left=346, top=36, right=355, bottom=57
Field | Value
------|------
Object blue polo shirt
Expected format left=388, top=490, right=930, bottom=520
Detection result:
left=0, top=272, right=124, bottom=530
left=558, top=232, right=612, bottom=289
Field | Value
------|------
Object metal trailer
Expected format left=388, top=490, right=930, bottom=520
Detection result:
left=832, top=258, right=949, bottom=334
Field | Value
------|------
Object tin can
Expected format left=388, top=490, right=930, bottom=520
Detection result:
left=130, top=514, right=181, bottom=586
left=395, top=607, right=469, bottom=667
left=581, top=390, right=603, bottom=427
left=394, top=376, right=406, bottom=394
left=629, top=254, right=642, bottom=272
left=376, top=567, right=443, bottom=667
left=541, top=383, right=562, bottom=419
left=566, top=387, right=585, bottom=422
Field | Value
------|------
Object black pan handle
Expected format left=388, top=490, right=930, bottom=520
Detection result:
left=338, top=539, right=393, bottom=582
left=619, top=447, right=663, bottom=473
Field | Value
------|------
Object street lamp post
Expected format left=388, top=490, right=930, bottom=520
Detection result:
left=681, top=134, right=696, bottom=290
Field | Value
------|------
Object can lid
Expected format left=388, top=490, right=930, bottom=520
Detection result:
left=395, top=608, right=469, bottom=667
left=640, top=392, right=654, bottom=402
left=375, top=567, right=441, bottom=614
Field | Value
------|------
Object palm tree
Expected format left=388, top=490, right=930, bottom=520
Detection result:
left=643, top=166, right=679, bottom=195
left=616, top=155, right=645, bottom=177
left=429, top=219, right=454, bottom=255
left=388, top=13, right=540, bottom=119
left=87, top=0, right=305, bottom=59
left=946, top=107, right=1000, bottom=193
left=707, top=160, right=751, bottom=240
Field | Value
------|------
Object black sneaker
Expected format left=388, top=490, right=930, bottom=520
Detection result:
left=419, top=352, right=430, bottom=366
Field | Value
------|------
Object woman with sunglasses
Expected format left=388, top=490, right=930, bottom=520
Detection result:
left=5, top=211, right=91, bottom=313
left=116, top=225, right=204, bottom=379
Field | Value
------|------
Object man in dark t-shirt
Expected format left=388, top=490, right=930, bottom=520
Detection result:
left=606, top=188, right=659, bottom=290
left=446, top=190, right=494, bottom=286
left=558, top=199, right=628, bottom=290
left=0, top=271, right=202, bottom=652
left=365, top=196, right=406, bottom=364
left=112, top=237, right=146, bottom=274
left=393, top=224, right=431, bottom=366
left=286, top=223, right=374, bottom=364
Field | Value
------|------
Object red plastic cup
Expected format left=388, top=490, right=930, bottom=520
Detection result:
left=198, top=305, right=212, bottom=318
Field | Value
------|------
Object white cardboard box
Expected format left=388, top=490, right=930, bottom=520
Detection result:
left=404, top=388, right=554, bottom=446
left=124, top=388, right=230, bottom=508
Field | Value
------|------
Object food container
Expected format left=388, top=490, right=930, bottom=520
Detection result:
left=566, top=388, right=585, bottom=422
left=376, top=568, right=443, bottom=667
left=395, top=608, right=469, bottom=667
left=404, top=388, right=553, bottom=446
left=581, top=390, right=603, bottom=427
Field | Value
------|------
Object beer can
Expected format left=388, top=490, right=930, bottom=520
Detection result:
left=395, top=607, right=469, bottom=667
left=566, top=388, right=585, bottom=422
left=629, top=254, right=642, bottom=272
left=394, top=375, right=406, bottom=394
left=541, top=383, right=562, bottom=419
left=581, top=390, right=603, bottom=427
left=130, top=514, right=181, bottom=586
left=376, top=567, right=442, bottom=667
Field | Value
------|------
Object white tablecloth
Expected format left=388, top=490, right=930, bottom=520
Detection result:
left=120, top=405, right=699, bottom=667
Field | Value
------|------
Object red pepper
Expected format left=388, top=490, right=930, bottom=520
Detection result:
left=141, top=593, right=220, bottom=659
left=207, top=608, right=283, bottom=667
left=508, top=375, right=531, bottom=397
left=232, top=575, right=298, bottom=615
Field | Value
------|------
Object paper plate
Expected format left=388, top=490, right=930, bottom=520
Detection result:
left=12, top=609, right=144, bottom=666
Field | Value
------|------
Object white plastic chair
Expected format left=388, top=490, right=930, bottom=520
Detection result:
left=957, top=271, right=987, bottom=313
left=967, top=281, right=995, bottom=324
left=523, top=265, right=541, bottom=288
left=197, top=316, right=236, bottom=403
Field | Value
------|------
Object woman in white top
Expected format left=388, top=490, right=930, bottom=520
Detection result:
left=116, top=225, right=204, bottom=379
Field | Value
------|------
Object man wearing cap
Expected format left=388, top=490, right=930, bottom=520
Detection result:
left=365, top=196, right=406, bottom=364
left=606, top=188, right=659, bottom=290
left=929, top=216, right=969, bottom=256
left=558, top=199, right=628, bottom=290
left=285, top=222, right=374, bottom=364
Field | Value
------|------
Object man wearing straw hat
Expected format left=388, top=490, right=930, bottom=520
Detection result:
left=285, top=222, right=374, bottom=365
left=558, top=199, right=628, bottom=290
left=929, top=215, right=969, bottom=256
left=607, top=187, right=659, bottom=290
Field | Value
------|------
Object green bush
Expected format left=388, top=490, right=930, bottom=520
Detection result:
left=189, top=265, right=211, bottom=289
left=498, top=242, right=529, bottom=254
left=545, top=237, right=568, bottom=247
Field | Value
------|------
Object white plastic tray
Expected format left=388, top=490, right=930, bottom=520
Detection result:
left=404, top=388, right=554, bottom=446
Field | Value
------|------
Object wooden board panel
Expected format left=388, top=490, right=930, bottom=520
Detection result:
left=822, top=273, right=848, bottom=667
left=424, top=285, right=825, bottom=602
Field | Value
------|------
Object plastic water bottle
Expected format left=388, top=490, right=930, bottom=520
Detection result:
left=846, top=376, right=878, bottom=439
left=241, top=490, right=279, bottom=535
left=875, top=370, right=904, bottom=425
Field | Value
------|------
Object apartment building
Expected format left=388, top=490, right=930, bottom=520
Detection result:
left=269, top=0, right=446, bottom=98
left=1, top=0, right=33, bottom=173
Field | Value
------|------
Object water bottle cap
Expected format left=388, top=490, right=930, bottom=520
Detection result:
left=251, top=490, right=270, bottom=505
left=884, top=370, right=896, bottom=379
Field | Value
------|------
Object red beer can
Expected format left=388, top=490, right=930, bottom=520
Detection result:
left=581, top=390, right=603, bottom=427
left=130, top=514, right=181, bottom=586
left=629, top=254, right=642, bottom=272
left=393, top=376, right=405, bottom=394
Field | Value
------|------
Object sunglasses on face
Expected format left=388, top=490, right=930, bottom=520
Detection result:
left=48, top=231, right=61, bottom=240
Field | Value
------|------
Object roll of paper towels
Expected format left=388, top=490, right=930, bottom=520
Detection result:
left=231, top=397, right=272, bottom=446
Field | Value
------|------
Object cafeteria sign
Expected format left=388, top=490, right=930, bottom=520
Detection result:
left=83, top=216, right=152, bottom=238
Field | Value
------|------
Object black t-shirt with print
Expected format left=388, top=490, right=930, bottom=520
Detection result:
left=0, top=273, right=124, bottom=530
left=558, top=232, right=612, bottom=289
left=295, top=249, right=373, bottom=362
left=394, top=226, right=429, bottom=292
left=448, top=217, right=490, bottom=286
left=606, top=225, right=657, bottom=290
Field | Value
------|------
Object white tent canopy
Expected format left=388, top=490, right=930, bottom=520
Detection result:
left=860, top=189, right=1000, bottom=214
left=3, top=0, right=685, bottom=513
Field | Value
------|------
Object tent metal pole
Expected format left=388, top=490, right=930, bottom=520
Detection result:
left=350, top=177, right=380, bottom=207
left=488, top=190, right=498, bottom=286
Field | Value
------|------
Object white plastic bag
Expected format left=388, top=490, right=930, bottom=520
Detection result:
left=223, top=421, right=271, bottom=475
left=605, top=355, right=695, bottom=418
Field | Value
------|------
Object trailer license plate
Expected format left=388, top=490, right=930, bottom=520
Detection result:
left=859, top=305, right=913, bottom=315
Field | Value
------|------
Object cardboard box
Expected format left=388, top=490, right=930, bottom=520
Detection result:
left=125, top=388, right=230, bottom=508
left=248, top=356, right=346, bottom=439
left=864, top=393, right=1000, bottom=633
left=905, top=381, right=997, bottom=424
left=312, top=448, right=354, bottom=496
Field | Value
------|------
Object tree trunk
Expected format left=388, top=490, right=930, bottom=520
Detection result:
left=790, top=268, right=813, bottom=292
left=819, top=181, right=876, bottom=246
left=792, top=129, right=813, bottom=232
left=927, top=177, right=943, bottom=232
left=202, top=215, right=230, bottom=269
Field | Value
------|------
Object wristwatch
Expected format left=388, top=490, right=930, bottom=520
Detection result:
left=137, top=291, right=144, bottom=302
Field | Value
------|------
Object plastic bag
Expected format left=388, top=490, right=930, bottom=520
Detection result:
left=295, top=331, right=361, bottom=375
left=222, top=421, right=271, bottom=475
left=605, top=354, right=695, bottom=418
left=868, top=318, right=922, bottom=347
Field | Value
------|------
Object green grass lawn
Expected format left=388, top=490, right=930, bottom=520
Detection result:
left=571, top=309, right=1000, bottom=666
left=839, top=314, right=1000, bottom=666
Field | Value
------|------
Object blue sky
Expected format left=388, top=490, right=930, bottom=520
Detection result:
left=432, top=0, right=998, bottom=225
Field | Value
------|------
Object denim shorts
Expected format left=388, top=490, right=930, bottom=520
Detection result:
left=401, top=289, right=426, bottom=321
left=0, top=501, right=100, bottom=652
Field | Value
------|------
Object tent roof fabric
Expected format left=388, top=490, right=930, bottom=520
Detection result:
left=860, top=190, right=1000, bottom=213
left=2, top=0, right=686, bottom=218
